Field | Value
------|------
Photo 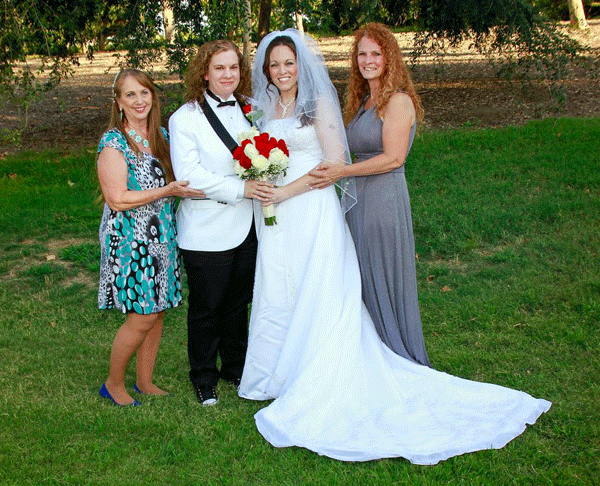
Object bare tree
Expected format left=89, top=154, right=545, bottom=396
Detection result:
left=295, top=11, right=304, bottom=33
left=162, top=1, right=175, bottom=42
left=568, top=0, right=588, bottom=29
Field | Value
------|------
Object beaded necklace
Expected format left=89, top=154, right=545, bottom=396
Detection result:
left=127, top=128, right=150, bottom=148
left=278, top=97, right=295, bottom=118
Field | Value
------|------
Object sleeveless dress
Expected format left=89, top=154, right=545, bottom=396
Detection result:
left=239, top=117, right=551, bottom=464
left=346, top=105, right=430, bottom=366
left=97, top=128, right=182, bottom=315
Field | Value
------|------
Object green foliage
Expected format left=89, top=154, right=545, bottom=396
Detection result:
left=532, top=0, right=594, bottom=21
left=308, top=0, right=390, bottom=33
left=0, top=118, right=599, bottom=484
left=0, top=0, right=103, bottom=136
left=0, top=0, right=588, bottom=134
left=382, top=0, right=420, bottom=26
left=0, top=128, right=22, bottom=146
left=413, top=0, right=583, bottom=87
left=0, top=1, right=121, bottom=103
left=165, top=0, right=248, bottom=75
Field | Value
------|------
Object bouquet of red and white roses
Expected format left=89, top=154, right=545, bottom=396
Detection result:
left=233, top=126, right=289, bottom=226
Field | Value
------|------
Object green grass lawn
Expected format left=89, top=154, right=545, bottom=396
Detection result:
left=0, top=118, right=598, bottom=485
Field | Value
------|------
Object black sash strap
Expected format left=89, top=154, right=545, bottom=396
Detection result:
left=200, top=97, right=252, bottom=155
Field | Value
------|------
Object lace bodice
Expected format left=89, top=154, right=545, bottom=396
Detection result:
left=263, top=118, right=323, bottom=182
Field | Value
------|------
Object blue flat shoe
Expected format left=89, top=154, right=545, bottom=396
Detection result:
left=99, top=383, right=141, bottom=407
left=133, top=383, right=173, bottom=396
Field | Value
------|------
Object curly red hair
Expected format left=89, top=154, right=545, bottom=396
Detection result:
left=344, top=23, right=423, bottom=125
left=185, top=40, right=251, bottom=105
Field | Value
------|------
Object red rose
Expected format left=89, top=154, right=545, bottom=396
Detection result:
left=242, top=104, right=252, bottom=115
left=254, top=132, right=272, bottom=158
left=255, top=132, right=269, bottom=144
left=276, top=139, right=289, bottom=157
left=233, top=145, right=252, bottom=169
left=233, top=145, right=243, bottom=159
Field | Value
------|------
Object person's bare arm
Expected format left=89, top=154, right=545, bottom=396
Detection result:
left=308, top=93, right=416, bottom=188
left=98, top=147, right=205, bottom=211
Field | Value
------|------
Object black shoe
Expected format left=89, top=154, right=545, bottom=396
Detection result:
left=192, top=383, right=219, bottom=406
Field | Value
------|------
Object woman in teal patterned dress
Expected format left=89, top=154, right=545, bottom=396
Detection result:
left=97, top=69, right=204, bottom=406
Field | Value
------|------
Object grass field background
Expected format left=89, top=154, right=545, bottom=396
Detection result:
left=0, top=117, right=598, bottom=485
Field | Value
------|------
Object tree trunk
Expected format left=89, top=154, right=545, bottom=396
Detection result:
left=258, top=0, right=272, bottom=42
left=295, top=11, right=304, bottom=33
left=243, top=0, right=252, bottom=60
left=98, top=32, right=107, bottom=52
left=568, top=0, right=588, bottom=29
left=162, top=1, right=175, bottom=42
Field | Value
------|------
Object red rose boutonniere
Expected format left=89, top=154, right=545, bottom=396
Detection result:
left=242, top=103, right=264, bottom=124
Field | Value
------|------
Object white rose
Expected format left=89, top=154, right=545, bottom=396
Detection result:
left=244, top=144, right=259, bottom=159
left=237, top=126, right=259, bottom=143
left=237, top=131, right=251, bottom=143
left=251, top=154, right=269, bottom=171
left=269, top=148, right=288, bottom=169
left=234, top=162, right=248, bottom=177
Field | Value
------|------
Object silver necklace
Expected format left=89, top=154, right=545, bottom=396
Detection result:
left=278, top=97, right=294, bottom=117
left=127, top=128, right=149, bottom=148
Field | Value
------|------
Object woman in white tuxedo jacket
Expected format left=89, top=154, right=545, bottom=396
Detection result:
left=169, top=40, right=272, bottom=406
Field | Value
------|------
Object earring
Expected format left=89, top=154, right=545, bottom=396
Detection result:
left=119, top=108, right=123, bottom=121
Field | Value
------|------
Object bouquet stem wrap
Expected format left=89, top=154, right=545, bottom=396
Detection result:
left=259, top=174, right=277, bottom=226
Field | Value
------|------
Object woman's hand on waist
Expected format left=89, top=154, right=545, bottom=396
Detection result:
left=308, top=162, right=346, bottom=189
left=167, top=180, right=205, bottom=199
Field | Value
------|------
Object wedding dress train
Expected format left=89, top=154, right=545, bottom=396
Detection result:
left=239, top=117, right=550, bottom=464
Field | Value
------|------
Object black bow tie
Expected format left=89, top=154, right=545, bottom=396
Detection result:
left=206, top=89, right=236, bottom=108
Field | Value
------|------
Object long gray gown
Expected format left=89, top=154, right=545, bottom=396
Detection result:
left=346, top=104, right=431, bottom=366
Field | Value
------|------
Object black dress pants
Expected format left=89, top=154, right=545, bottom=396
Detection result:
left=181, top=222, right=257, bottom=386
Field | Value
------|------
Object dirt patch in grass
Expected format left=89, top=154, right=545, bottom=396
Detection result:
left=1, top=21, right=599, bottom=154
left=2, top=238, right=98, bottom=290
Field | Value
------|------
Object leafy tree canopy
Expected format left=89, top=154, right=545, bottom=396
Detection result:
left=0, top=0, right=587, bottom=117
left=414, top=0, right=582, bottom=80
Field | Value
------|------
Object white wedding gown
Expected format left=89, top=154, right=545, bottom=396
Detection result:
left=239, top=117, right=551, bottom=464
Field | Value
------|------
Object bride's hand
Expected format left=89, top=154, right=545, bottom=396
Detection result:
left=262, top=186, right=289, bottom=206
left=244, top=179, right=274, bottom=203
left=308, top=162, right=345, bottom=189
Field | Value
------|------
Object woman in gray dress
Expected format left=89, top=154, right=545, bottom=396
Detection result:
left=309, top=22, right=430, bottom=366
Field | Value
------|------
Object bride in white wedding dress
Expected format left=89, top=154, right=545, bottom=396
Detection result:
left=238, top=29, right=551, bottom=464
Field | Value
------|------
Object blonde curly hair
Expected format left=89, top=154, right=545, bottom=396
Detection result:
left=343, top=23, right=423, bottom=125
left=185, top=40, right=251, bottom=104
